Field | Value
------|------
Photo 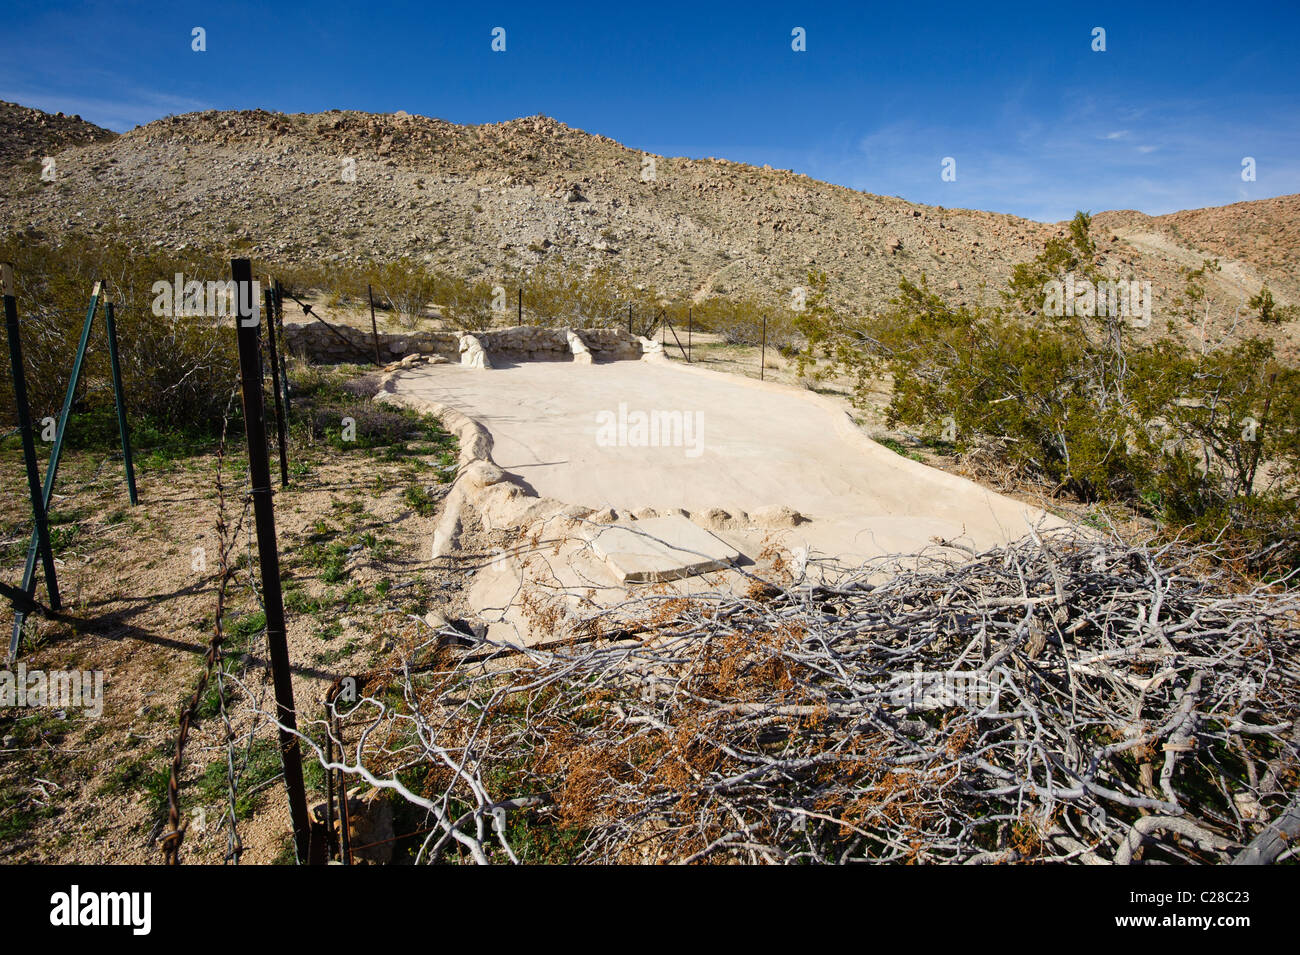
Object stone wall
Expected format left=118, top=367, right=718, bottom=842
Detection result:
left=282, top=320, right=461, bottom=364
left=573, top=328, right=644, bottom=361
left=479, top=326, right=572, bottom=362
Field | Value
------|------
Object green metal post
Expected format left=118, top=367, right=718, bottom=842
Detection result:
left=103, top=290, right=138, bottom=505
left=10, top=281, right=101, bottom=660
left=2, top=264, right=59, bottom=631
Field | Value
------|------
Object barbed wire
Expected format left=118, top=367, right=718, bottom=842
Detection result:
left=160, top=388, right=251, bottom=864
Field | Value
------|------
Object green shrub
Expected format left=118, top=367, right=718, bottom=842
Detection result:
left=794, top=213, right=1300, bottom=573
left=0, top=232, right=238, bottom=440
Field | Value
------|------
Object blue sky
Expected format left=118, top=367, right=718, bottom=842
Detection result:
left=2, top=0, right=1297, bottom=221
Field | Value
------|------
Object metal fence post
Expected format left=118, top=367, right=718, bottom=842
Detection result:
left=102, top=286, right=138, bottom=505
left=10, top=281, right=101, bottom=660
left=2, top=263, right=59, bottom=625
left=367, top=284, right=381, bottom=365
left=761, top=317, right=767, bottom=381
left=263, top=284, right=290, bottom=488
left=233, top=259, right=312, bottom=863
left=273, top=280, right=291, bottom=420
left=687, top=307, right=692, bottom=363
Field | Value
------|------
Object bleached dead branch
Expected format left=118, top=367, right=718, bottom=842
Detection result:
left=248, top=529, right=1299, bottom=864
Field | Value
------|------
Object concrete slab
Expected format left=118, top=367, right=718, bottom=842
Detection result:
left=586, top=516, right=741, bottom=582
left=396, top=360, right=1067, bottom=565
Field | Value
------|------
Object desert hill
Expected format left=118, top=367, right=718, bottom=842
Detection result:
left=1, top=104, right=1295, bottom=343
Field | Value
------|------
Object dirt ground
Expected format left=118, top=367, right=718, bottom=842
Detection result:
left=0, top=401, right=493, bottom=863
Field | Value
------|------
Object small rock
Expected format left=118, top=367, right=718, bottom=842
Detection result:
left=749, top=504, right=806, bottom=528
left=461, top=461, right=506, bottom=488
left=692, top=507, right=733, bottom=531
left=311, top=787, right=395, bottom=864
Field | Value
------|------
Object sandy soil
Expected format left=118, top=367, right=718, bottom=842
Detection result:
left=0, top=431, right=482, bottom=864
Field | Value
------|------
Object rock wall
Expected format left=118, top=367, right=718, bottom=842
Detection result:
left=574, top=328, right=644, bottom=361
left=479, top=326, right=572, bottom=362
left=282, top=320, right=461, bottom=364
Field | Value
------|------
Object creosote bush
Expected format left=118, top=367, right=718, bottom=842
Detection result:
left=795, top=213, right=1300, bottom=574
left=0, top=232, right=237, bottom=439
left=278, top=254, right=665, bottom=332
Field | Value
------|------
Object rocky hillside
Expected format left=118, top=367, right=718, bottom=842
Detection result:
left=1096, top=196, right=1300, bottom=293
left=0, top=100, right=116, bottom=167
left=1, top=104, right=1296, bottom=334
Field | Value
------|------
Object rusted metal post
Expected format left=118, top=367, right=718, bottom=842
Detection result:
left=232, top=258, right=312, bottom=864
left=323, top=726, right=336, bottom=859
left=659, top=309, right=688, bottom=361
left=367, top=284, right=381, bottom=365
left=334, top=709, right=352, bottom=865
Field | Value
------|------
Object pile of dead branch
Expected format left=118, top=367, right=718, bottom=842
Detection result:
left=292, top=530, right=1300, bottom=864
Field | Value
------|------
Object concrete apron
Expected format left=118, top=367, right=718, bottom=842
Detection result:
left=378, top=355, right=1068, bottom=648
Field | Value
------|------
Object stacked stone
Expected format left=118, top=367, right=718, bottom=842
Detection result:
left=282, top=322, right=460, bottom=363
left=480, top=325, right=573, bottom=362
left=575, top=328, right=643, bottom=360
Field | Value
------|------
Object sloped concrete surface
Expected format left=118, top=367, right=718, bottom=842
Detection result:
left=587, top=515, right=741, bottom=582
left=395, top=359, right=1065, bottom=565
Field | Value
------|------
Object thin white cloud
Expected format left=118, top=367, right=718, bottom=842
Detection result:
left=825, top=86, right=1300, bottom=221
left=0, top=87, right=209, bottom=132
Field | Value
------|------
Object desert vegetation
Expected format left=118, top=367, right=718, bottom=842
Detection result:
left=276, top=253, right=666, bottom=333
left=0, top=233, right=236, bottom=438
left=793, top=213, right=1300, bottom=576
left=0, top=351, right=462, bottom=862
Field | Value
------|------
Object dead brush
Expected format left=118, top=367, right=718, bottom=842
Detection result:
left=238, top=529, right=1300, bottom=864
